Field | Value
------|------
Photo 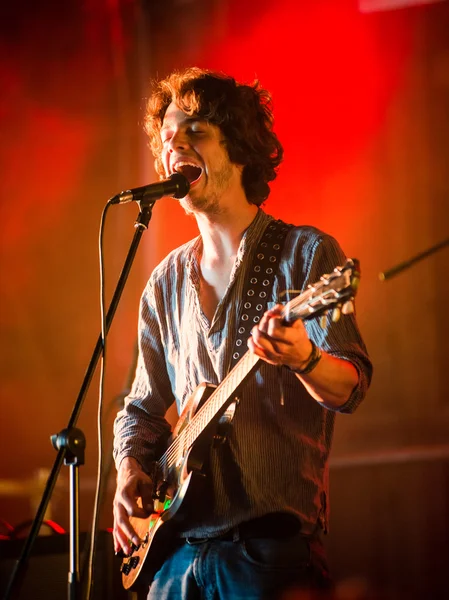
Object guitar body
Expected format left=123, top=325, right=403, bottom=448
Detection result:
left=121, top=382, right=218, bottom=590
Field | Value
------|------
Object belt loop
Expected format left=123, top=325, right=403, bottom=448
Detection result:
left=186, top=536, right=207, bottom=545
left=232, top=525, right=240, bottom=542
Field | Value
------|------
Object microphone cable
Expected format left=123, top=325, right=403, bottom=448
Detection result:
left=84, top=198, right=114, bottom=600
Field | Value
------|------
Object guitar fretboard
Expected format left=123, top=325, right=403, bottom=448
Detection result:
left=159, top=350, right=260, bottom=472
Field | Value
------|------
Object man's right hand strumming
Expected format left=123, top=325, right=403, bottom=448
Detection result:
left=113, top=456, right=153, bottom=555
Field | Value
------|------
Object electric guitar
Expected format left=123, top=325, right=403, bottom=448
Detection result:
left=120, top=258, right=360, bottom=589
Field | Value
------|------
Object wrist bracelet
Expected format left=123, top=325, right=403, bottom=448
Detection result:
left=292, top=340, right=322, bottom=375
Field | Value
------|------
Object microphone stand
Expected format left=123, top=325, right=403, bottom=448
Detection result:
left=379, top=236, right=449, bottom=281
left=4, top=202, right=155, bottom=600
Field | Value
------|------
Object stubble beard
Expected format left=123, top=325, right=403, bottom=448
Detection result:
left=180, top=159, right=235, bottom=217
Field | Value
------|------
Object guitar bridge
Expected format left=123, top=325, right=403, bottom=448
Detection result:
left=121, top=555, right=140, bottom=575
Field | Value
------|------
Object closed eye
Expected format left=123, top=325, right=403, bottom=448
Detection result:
left=161, top=133, right=172, bottom=145
left=160, top=120, right=207, bottom=144
left=188, top=127, right=205, bottom=135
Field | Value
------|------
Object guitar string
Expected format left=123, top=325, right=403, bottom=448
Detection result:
left=158, top=351, right=257, bottom=472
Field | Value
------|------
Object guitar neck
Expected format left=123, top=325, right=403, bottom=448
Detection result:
left=161, top=351, right=260, bottom=472
left=189, top=350, right=260, bottom=442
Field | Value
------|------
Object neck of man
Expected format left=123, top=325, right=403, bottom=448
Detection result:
left=195, top=194, right=259, bottom=271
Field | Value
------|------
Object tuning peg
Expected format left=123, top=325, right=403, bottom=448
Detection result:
left=320, top=311, right=328, bottom=329
left=332, top=306, right=341, bottom=323
left=342, top=300, right=354, bottom=315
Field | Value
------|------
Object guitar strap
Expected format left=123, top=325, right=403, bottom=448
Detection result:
left=212, top=219, right=292, bottom=435
left=229, top=218, right=293, bottom=371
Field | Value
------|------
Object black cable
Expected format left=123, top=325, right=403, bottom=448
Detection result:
left=84, top=199, right=114, bottom=600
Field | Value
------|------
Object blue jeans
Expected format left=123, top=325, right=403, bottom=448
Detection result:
left=147, top=531, right=331, bottom=599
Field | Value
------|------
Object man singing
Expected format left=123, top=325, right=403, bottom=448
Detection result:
left=113, top=67, right=372, bottom=599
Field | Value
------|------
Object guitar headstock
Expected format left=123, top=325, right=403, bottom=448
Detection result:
left=282, top=258, right=360, bottom=324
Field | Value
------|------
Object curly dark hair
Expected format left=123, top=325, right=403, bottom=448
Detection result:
left=144, top=67, right=283, bottom=206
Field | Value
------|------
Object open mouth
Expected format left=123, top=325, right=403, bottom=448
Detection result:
left=174, top=163, right=203, bottom=186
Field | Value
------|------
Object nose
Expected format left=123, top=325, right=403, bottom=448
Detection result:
left=167, top=129, right=189, bottom=153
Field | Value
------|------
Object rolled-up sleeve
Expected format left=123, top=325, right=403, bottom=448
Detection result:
left=295, top=231, right=373, bottom=414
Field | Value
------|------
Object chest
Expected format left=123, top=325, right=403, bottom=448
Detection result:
left=198, top=266, right=233, bottom=323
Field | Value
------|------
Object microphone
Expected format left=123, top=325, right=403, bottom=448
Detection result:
left=110, top=172, right=190, bottom=205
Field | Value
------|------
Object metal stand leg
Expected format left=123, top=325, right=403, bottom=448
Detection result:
left=51, top=427, right=86, bottom=600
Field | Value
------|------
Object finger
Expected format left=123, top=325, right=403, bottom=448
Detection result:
left=120, top=482, right=152, bottom=518
left=266, top=315, right=291, bottom=341
left=256, top=308, right=290, bottom=341
left=250, top=324, right=271, bottom=349
left=248, top=334, right=281, bottom=365
left=256, top=310, right=273, bottom=334
left=138, top=479, right=154, bottom=512
left=120, top=497, right=149, bottom=519
left=264, top=304, right=284, bottom=317
left=267, top=312, right=310, bottom=345
left=113, top=525, right=128, bottom=555
left=114, top=526, right=132, bottom=555
left=114, top=502, right=141, bottom=549
left=251, top=332, right=281, bottom=364
left=247, top=336, right=280, bottom=365
left=252, top=319, right=286, bottom=350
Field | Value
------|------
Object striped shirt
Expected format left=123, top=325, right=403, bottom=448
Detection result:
left=113, top=209, right=372, bottom=536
